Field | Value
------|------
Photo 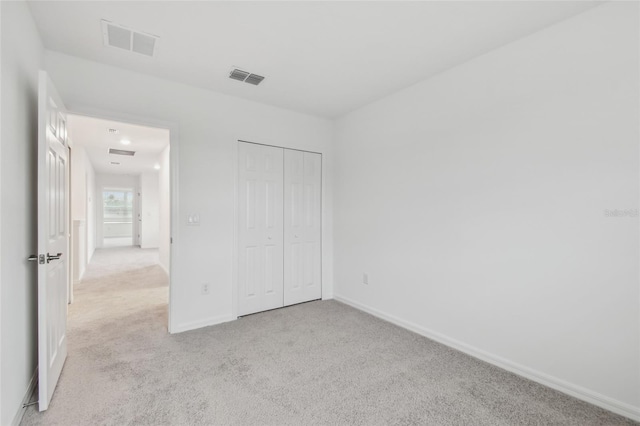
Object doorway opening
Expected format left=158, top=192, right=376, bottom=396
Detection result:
left=67, top=114, right=171, bottom=331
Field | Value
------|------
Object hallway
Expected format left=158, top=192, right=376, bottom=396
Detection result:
left=68, top=247, right=168, bottom=327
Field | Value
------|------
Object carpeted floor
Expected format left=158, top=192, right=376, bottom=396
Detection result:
left=22, top=247, right=635, bottom=425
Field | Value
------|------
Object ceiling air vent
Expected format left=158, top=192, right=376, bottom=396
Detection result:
left=101, top=20, right=159, bottom=57
left=229, top=68, right=265, bottom=86
left=245, top=74, right=265, bottom=85
left=109, top=148, right=136, bottom=156
left=229, top=69, right=250, bottom=82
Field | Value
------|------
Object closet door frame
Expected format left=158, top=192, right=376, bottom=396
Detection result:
left=233, top=139, right=322, bottom=318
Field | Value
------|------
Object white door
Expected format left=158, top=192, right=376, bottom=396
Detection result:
left=37, top=70, right=69, bottom=411
left=237, top=142, right=284, bottom=316
left=284, top=150, right=322, bottom=306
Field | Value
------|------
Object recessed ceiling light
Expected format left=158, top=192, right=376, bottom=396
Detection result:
left=120, top=139, right=131, bottom=145
left=154, top=164, right=160, bottom=170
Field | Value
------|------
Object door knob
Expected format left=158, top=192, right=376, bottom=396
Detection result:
left=46, top=252, right=62, bottom=263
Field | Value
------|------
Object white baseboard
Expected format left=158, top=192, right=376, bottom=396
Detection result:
left=158, top=262, right=169, bottom=276
left=73, top=273, right=84, bottom=285
left=334, top=294, right=640, bottom=422
left=171, top=314, right=234, bottom=334
left=11, top=367, right=38, bottom=426
left=73, top=266, right=86, bottom=286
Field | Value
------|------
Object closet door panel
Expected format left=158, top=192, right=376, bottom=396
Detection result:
left=303, top=152, right=322, bottom=300
left=284, top=150, right=304, bottom=305
left=284, top=150, right=321, bottom=306
left=238, top=142, right=284, bottom=316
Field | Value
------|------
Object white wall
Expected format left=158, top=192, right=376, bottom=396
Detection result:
left=0, top=1, right=4, bottom=421
left=95, top=174, right=139, bottom=247
left=0, top=1, right=43, bottom=424
left=45, top=51, right=334, bottom=332
left=158, top=146, right=170, bottom=273
left=333, top=2, right=639, bottom=419
left=70, top=144, right=95, bottom=280
left=140, top=172, right=160, bottom=249
left=86, top=164, right=96, bottom=259
left=1, top=3, right=4, bottom=419
left=72, top=220, right=85, bottom=284
left=70, top=144, right=87, bottom=219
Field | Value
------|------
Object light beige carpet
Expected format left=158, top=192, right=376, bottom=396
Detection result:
left=21, top=247, right=635, bottom=425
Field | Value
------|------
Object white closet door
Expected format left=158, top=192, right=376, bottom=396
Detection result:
left=238, top=142, right=284, bottom=316
left=284, top=150, right=322, bottom=306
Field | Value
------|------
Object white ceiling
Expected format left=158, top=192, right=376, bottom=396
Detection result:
left=28, top=1, right=601, bottom=118
left=68, top=114, right=170, bottom=175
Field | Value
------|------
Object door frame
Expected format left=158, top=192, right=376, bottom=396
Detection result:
left=68, top=145, right=73, bottom=304
left=66, top=106, right=180, bottom=333
left=232, top=138, right=324, bottom=319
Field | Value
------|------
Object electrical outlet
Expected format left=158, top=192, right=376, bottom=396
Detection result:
left=363, top=273, right=369, bottom=285
left=201, top=283, right=210, bottom=295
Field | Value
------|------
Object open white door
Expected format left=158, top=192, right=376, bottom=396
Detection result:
left=36, top=70, right=69, bottom=411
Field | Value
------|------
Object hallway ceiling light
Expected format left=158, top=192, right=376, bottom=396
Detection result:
left=120, top=139, right=131, bottom=145
left=154, top=164, right=160, bottom=170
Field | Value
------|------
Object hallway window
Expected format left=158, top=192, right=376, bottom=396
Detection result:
left=103, top=188, right=133, bottom=247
